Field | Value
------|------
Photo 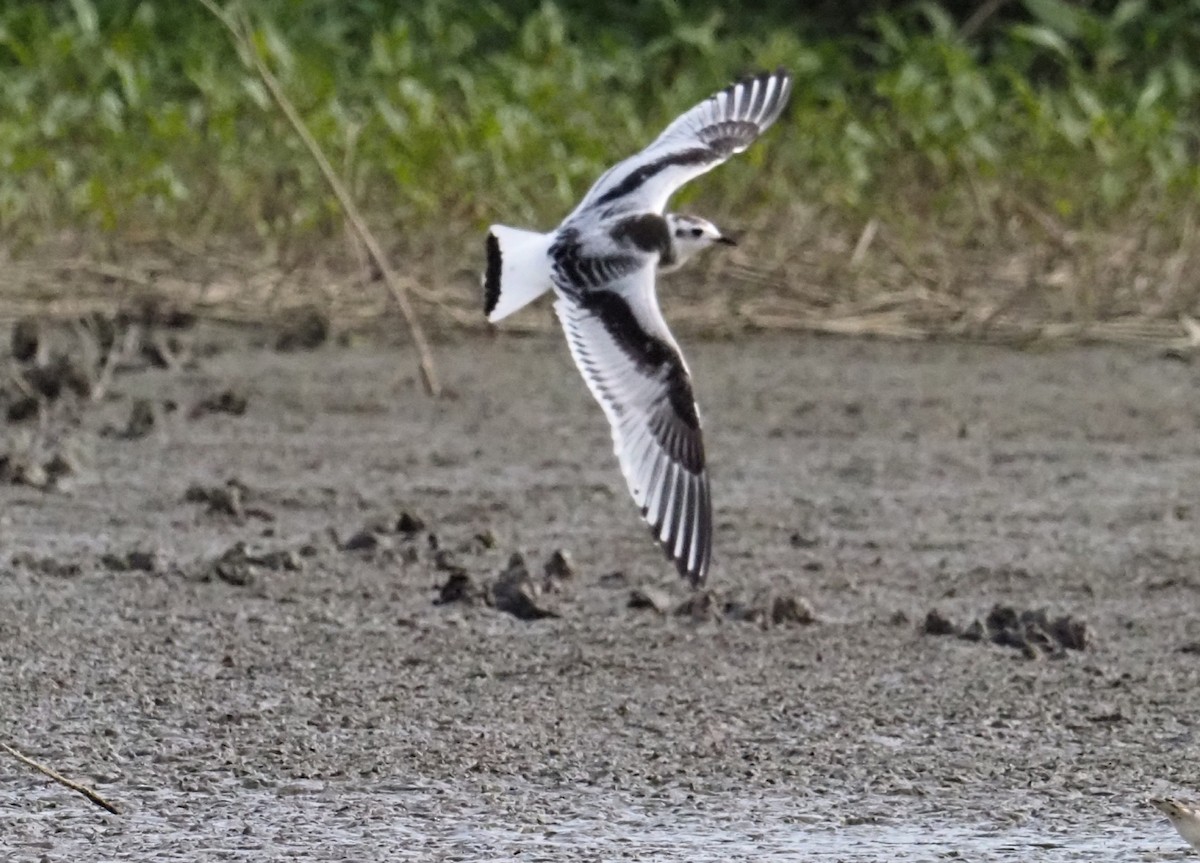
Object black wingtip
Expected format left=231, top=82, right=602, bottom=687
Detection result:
left=677, top=554, right=706, bottom=588
left=652, top=514, right=706, bottom=587
left=483, top=231, right=502, bottom=317
left=662, top=523, right=705, bottom=590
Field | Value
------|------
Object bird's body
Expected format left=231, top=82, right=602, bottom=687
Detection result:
left=484, top=69, right=793, bottom=585
left=1151, top=797, right=1200, bottom=852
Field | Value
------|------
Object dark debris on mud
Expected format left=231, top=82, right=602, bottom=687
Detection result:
left=194, top=541, right=310, bottom=588
left=429, top=550, right=562, bottom=621
left=669, top=588, right=818, bottom=628
left=8, top=552, right=83, bottom=578
left=3, top=301, right=200, bottom=424
left=184, top=479, right=274, bottom=522
left=102, top=397, right=163, bottom=440
left=273, top=305, right=330, bottom=352
left=0, top=436, right=85, bottom=491
left=100, top=548, right=164, bottom=575
left=922, top=604, right=1091, bottom=659
left=490, top=553, right=561, bottom=620
left=189, top=389, right=248, bottom=419
left=337, top=509, right=428, bottom=555
left=420, top=538, right=819, bottom=628
left=2, top=298, right=233, bottom=499
left=5, top=309, right=816, bottom=635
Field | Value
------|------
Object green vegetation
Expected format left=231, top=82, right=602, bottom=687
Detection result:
left=2, top=0, right=1199, bottom=326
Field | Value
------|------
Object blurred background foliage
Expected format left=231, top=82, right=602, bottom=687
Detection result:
left=1, top=0, right=1198, bottom=318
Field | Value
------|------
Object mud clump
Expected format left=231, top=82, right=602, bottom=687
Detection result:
left=433, top=549, right=465, bottom=575
left=628, top=586, right=672, bottom=614
left=197, top=541, right=302, bottom=587
left=488, top=553, right=560, bottom=621
left=922, top=609, right=959, bottom=637
left=1, top=450, right=48, bottom=491
left=42, top=449, right=82, bottom=483
left=11, top=318, right=41, bottom=363
left=769, top=594, right=817, bottom=626
left=2, top=324, right=93, bottom=424
left=432, top=545, right=568, bottom=616
left=434, top=571, right=481, bottom=606
left=543, top=549, right=575, bottom=582
left=5, top=395, right=40, bottom=424
left=338, top=510, right=428, bottom=554
left=674, top=589, right=723, bottom=623
left=340, top=530, right=383, bottom=553
left=3, top=309, right=198, bottom=432
left=24, top=354, right=94, bottom=401
left=184, top=479, right=273, bottom=522
left=923, top=604, right=1091, bottom=658
left=274, top=306, right=330, bottom=352
left=100, top=548, right=164, bottom=574
left=190, top=389, right=248, bottom=419
left=472, top=529, right=498, bottom=550
left=10, top=553, right=82, bottom=578
left=667, top=588, right=817, bottom=628
left=0, top=438, right=84, bottom=491
left=395, top=511, right=427, bottom=535
left=108, top=398, right=158, bottom=440
left=3, top=304, right=207, bottom=435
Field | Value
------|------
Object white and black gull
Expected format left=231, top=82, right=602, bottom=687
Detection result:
left=483, top=69, right=793, bottom=586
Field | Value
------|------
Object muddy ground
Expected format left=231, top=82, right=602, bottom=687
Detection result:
left=3, top=315, right=1200, bottom=860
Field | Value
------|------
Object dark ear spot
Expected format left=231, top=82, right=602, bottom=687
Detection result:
left=674, top=229, right=684, bottom=237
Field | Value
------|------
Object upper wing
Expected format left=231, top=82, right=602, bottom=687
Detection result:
left=553, top=268, right=712, bottom=585
left=572, top=68, right=793, bottom=219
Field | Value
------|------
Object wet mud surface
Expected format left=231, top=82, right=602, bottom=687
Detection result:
left=3, top=320, right=1200, bottom=860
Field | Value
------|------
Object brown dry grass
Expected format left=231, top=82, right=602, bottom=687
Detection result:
left=3, top=201, right=1199, bottom=355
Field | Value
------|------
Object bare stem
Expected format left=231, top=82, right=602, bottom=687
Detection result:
left=1, top=741, right=121, bottom=815
left=194, top=0, right=441, bottom=396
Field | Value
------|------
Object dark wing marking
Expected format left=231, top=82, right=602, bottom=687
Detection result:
left=553, top=270, right=711, bottom=585
left=549, top=226, right=642, bottom=295
left=592, top=148, right=714, bottom=209
left=572, top=68, right=793, bottom=218
left=483, top=231, right=502, bottom=316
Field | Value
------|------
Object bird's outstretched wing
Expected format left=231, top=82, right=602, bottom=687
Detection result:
left=553, top=266, right=712, bottom=585
left=572, top=68, right=793, bottom=219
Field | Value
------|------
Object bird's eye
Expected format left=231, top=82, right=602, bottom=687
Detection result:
left=690, top=228, right=703, bottom=238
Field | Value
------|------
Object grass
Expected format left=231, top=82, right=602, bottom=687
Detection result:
left=2, top=0, right=1199, bottom=340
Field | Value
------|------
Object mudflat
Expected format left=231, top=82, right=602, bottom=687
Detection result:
left=3, top=326, right=1200, bottom=860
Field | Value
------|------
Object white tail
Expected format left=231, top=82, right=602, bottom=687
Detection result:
left=483, top=225, right=555, bottom=323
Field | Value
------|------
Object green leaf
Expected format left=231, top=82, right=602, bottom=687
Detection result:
left=1021, top=0, right=1081, bottom=39
left=1010, top=24, right=1072, bottom=61
left=1109, top=0, right=1147, bottom=30
left=1136, top=71, right=1165, bottom=114
left=67, top=0, right=98, bottom=38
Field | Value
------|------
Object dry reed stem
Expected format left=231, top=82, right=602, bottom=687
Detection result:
left=86, top=320, right=132, bottom=402
left=194, top=0, right=441, bottom=396
left=1, top=741, right=121, bottom=815
left=849, top=218, right=879, bottom=269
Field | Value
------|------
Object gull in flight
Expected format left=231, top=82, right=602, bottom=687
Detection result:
left=1151, top=797, right=1200, bottom=852
left=483, top=69, right=793, bottom=586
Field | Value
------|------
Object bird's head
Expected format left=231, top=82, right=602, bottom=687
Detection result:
left=662, top=213, right=736, bottom=272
